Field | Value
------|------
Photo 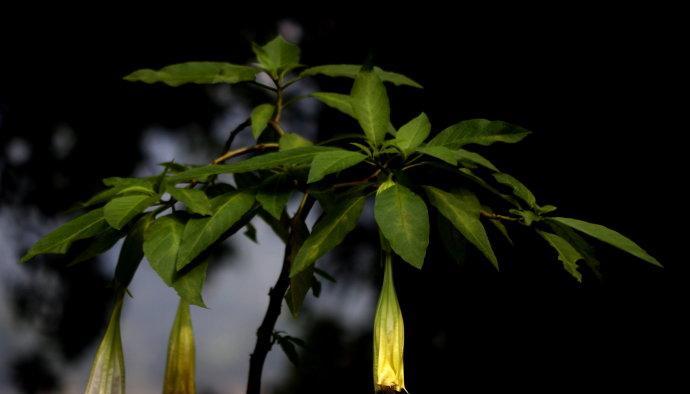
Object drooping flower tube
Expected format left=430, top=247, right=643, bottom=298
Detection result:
left=84, top=292, right=125, bottom=394
left=373, top=252, right=406, bottom=393
left=163, top=299, right=197, bottom=394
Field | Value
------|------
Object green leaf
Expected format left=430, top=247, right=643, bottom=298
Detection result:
left=114, top=214, right=153, bottom=289
left=285, top=267, right=314, bottom=317
left=391, top=113, right=431, bottom=155
left=436, top=214, right=469, bottom=266
left=279, top=132, right=313, bottom=151
left=176, top=192, right=255, bottom=270
left=251, top=104, right=275, bottom=140
left=21, top=208, right=110, bottom=263
left=163, top=300, right=197, bottom=394
left=546, top=219, right=601, bottom=279
left=68, top=228, right=125, bottom=266
left=415, top=145, right=458, bottom=165
left=173, top=261, right=209, bottom=308
left=457, top=168, right=521, bottom=208
left=311, top=92, right=355, bottom=118
left=428, top=119, right=531, bottom=148
left=144, top=215, right=184, bottom=287
left=124, top=62, right=259, bottom=87
left=374, top=183, right=429, bottom=268
left=290, top=194, right=366, bottom=277
left=537, top=230, right=583, bottom=282
left=455, top=149, right=499, bottom=171
left=104, top=194, right=159, bottom=230
left=168, top=146, right=337, bottom=183
left=493, top=173, right=537, bottom=209
left=256, top=174, right=293, bottom=220
left=252, top=36, right=301, bottom=78
left=549, top=217, right=661, bottom=267
left=84, top=294, right=125, bottom=394
left=425, top=187, right=498, bottom=269
left=277, top=336, right=300, bottom=366
left=165, top=185, right=212, bottom=216
left=307, top=149, right=368, bottom=183
left=300, top=65, right=422, bottom=88
left=351, top=70, right=390, bottom=146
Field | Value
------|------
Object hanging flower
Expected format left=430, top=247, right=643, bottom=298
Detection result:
left=163, top=299, right=197, bottom=394
left=373, top=253, right=406, bottom=393
left=84, top=293, right=125, bottom=394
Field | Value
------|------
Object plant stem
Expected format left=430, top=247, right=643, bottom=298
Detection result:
left=480, top=210, right=519, bottom=222
left=212, top=143, right=279, bottom=164
left=246, top=194, right=314, bottom=394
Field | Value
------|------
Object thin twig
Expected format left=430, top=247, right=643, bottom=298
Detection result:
left=211, top=143, right=279, bottom=165
left=480, top=211, right=519, bottom=222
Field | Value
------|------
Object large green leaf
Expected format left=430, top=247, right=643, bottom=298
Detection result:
left=374, top=183, right=429, bottom=268
left=113, top=214, right=153, bottom=289
left=493, top=173, right=537, bottom=209
left=307, top=149, right=368, bottom=183
left=425, top=187, right=498, bottom=269
left=549, top=217, right=661, bottom=267
left=279, top=132, right=313, bottom=151
left=311, top=92, right=355, bottom=118
left=538, top=230, right=584, bottom=282
left=455, top=149, right=499, bottom=171
left=21, top=208, right=110, bottom=263
left=290, top=194, right=366, bottom=277
left=391, top=113, right=430, bottom=155
left=251, top=103, right=275, bottom=140
left=144, top=215, right=184, bottom=286
left=415, top=145, right=458, bottom=165
left=165, top=185, right=212, bottom=216
left=173, top=261, right=209, bottom=308
left=163, top=300, right=197, bottom=394
left=546, top=219, right=601, bottom=278
left=300, top=65, right=422, bottom=88
left=176, top=192, right=255, bottom=270
left=104, top=194, right=159, bottom=230
left=351, top=70, right=390, bottom=146
left=68, top=228, right=125, bottom=267
left=168, top=146, right=336, bottom=183
left=252, top=36, right=301, bottom=78
left=428, top=119, right=530, bottom=148
left=124, top=62, right=259, bottom=87
left=256, top=174, right=293, bottom=219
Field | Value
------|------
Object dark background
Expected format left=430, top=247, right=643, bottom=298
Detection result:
left=1, top=5, right=686, bottom=393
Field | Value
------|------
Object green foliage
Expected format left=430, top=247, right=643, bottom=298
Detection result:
left=307, top=149, right=368, bottom=183
left=177, top=192, right=255, bottom=270
left=21, top=208, right=110, bottom=263
left=428, top=119, right=530, bottom=148
left=425, top=187, right=498, bottom=269
left=124, top=62, right=259, bottom=87
left=290, top=194, right=366, bottom=277
left=21, top=33, right=662, bottom=394
left=350, top=69, right=390, bottom=146
left=375, top=182, right=429, bottom=268
left=251, top=104, right=275, bottom=140
left=548, top=217, right=661, bottom=267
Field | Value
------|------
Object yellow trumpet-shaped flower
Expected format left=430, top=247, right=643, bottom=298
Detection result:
left=163, top=299, right=197, bottom=394
left=373, top=253, right=406, bottom=393
left=84, top=293, right=125, bottom=394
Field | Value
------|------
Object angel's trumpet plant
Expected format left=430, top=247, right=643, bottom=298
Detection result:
left=163, top=299, right=197, bottom=394
left=84, top=292, right=125, bottom=394
left=373, top=252, right=406, bottom=393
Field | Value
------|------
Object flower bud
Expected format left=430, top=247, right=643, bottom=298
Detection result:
left=163, top=299, right=197, bottom=394
left=84, top=294, right=125, bottom=394
left=373, top=254, right=406, bottom=392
